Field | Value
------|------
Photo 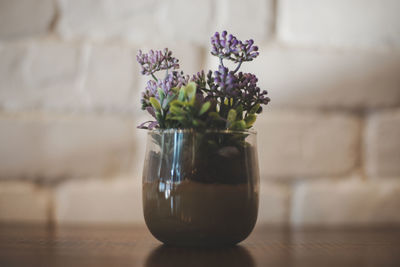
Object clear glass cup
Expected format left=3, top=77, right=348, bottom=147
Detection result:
left=142, top=129, right=260, bottom=247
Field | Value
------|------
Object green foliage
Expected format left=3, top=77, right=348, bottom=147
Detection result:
left=164, top=82, right=212, bottom=129
left=244, top=114, right=256, bottom=127
left=149, top=97, right=161, bottom=112
left=199, top=102, right=211, bottom=116
left=148, top=82, right=259, bottom=131
left=224, top=103, right=257, bottom=131
left=226, top=109, right=237, bottom=128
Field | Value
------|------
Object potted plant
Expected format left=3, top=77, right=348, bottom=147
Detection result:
left=137, top=31, right=270, bottom=247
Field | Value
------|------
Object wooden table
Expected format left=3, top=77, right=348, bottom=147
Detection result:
left=1, top=223, right=400, bottom=266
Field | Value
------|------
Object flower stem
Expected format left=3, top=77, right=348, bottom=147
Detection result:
left=219, top=57, right=225, bottom=68
left=233, top=61, right=242, bottom=74
left=165, top=69, right=169, bottom=80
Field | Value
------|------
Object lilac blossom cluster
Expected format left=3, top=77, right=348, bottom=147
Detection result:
left=192, top=31, right=269, bottom=112
left=137, top=48, right=179, bottom=76
left=213, top=65, right=239, bottom=97
left=137, top=48, right=191, bottom=129
left=192, top=66, right=270, bottom=112
left=211, top=31, right=259, bottom=64
left=141, top=71, right=189, bottom=109
left=237, top=72, right=270, bottom=109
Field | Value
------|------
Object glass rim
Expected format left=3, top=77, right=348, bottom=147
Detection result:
left=147, top=128, right=257, bottom=135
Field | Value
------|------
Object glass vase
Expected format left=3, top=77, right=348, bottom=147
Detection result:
left=142, top=129, right=260, bottom=247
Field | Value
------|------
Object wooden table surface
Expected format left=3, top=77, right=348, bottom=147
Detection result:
left=1, top=223, right=400, bottom=267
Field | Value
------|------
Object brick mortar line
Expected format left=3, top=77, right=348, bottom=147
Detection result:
left=359, top=113, right=368, bottom=180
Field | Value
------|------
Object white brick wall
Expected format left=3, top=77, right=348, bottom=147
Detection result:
left=258, top=181, right=290, bottom=224
left=55, top=177, right=143, bottom=224
left=0, top=113, right=136, bottom=182
left=0, top=181, right=50, bottom=223
left=0, top=0, right=55, bottom=40
left=291, top=176, right=400, bottom=226
left=84, top=44, right=136, bottom=111
left=242, top=44, right=400, bottom=109
left=57, top=0, right=215, bottom=44
left=0, top=41, right=138, bottom=112
left=278, top=0, right=400, bottom=49
left=215, top=0, right=274, bottom=42
left=0, top=0, right=399, bottom=226
left=57, top=0, right=160, bottom=43
left=157, top=0, right=214, bottom=45
left=365, top=109, right=400, bottom=178
left=256, top=111, right=360, bottom=178
left=27, top=41, right=82, bottom=109
left=0, top=43, right=29, bottom=110
left=0, top=41, right=81, bottom=111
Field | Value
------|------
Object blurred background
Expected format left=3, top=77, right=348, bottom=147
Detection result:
left=0, top=0, right=399, bottom=227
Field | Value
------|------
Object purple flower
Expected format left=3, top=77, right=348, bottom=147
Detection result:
left=205, top=68, right=270, bottom=112
left=158, top=71, right=189, bottom=94
left=191, top=70, right=208, bottom=91
left=213, top=65, right=239, bottom=97
left=141, top=71, right=189, bottom=110
left=137, top=120, right=159, bottom=130
left=136, top=48, right=179, bottom=76
left=191, top=70, right=205, bottom=84
left=211, top=31, right=259, bottom=63
left=141, top=80, right=158, bottom=109
left=237, top=72, right=270, bottom=109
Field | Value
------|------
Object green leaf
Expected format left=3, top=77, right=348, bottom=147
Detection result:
left=208, top=112, right=221, bottom=119
left=166, top=93, right=176, bottom=102
left=169, top=105, right=183, bottom=115
left=193, top=119, right=205, bottom=127
left=230, top=120, right=246, bottom=130
left=244, top=114, right=256, bottom=127
left=185, top=82, right=197, bottom=101
left=170, top=99, right=184, bottom=107
left=168, top=115, right=185, bottom=121
left=199, top=102, right=211, bottom=116
left=227, top=109, right=237, bottom=123
left=149, top=97, right=161, bottom=112
left=178, top=87, right=186, bottom=101
left=171, top=86, right=180, bottom=94
left=155, top=111, right=163, bottom=122
left=157, top=88, right=165, bottom=102
left=250, top=104, right=260, bottom=114
left=236, top=104, right=243, bottom=114
left=236, top=104, right=244, bottom=119
left=162, top=93, right=176, bottom=109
